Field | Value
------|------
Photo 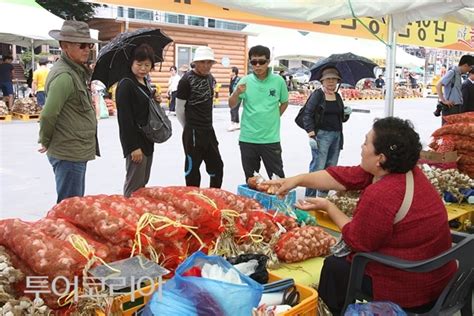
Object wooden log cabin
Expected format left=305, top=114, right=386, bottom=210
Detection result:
left=88, top=18, right=249, bottom=103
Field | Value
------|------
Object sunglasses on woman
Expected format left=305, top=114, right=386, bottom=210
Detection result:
left=250, top=59, right=268, bottom=66
left=75, top=43, right=94, bottom=50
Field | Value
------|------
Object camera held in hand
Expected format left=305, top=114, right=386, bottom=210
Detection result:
left=433, top=102, right=448, bottom=117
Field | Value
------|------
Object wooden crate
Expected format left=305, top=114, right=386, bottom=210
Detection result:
left=12, top=112, right=40, bottom=121
left=0, top=114, right=12, bottom=121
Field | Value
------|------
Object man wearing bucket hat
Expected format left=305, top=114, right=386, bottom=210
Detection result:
left=301, top=66, right=350, bottom=197
left=175, top=46, right=224, bottom=188
left=38, top=20, right=100, bottom=203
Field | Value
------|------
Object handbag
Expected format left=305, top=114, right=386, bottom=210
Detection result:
left=295, top=89, right=350, bottom=129
left=331, top=170, right=414, bottom=257
left=120, top=78, right=172, bottom=144
left=295, top=89, right=323, bottom=129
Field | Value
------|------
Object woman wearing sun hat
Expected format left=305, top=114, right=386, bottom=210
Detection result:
left=302, top=66, right=350, bottom=197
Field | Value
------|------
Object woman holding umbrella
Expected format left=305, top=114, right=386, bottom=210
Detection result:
left=116, top=43, right=161, bottom=197
left=302, top=67, right=349, bottom=197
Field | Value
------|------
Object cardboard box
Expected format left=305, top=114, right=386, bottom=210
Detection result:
left=420, top=150, right=457, bottom=163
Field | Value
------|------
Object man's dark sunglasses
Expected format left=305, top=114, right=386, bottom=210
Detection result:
left=250, top=59, right=268, bottom=66
left=77, top=43, right=94, bottom=49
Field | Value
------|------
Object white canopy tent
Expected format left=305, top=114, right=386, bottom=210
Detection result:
left=302, top=31, right=425, bottom=68
left=0, top=0, right=99, bottom=69
left=0, top=0, right=65, bottom=47
left=203, top=0, right=474, bottom=116
left=244, top=24, right=321, bottom=62
left=245, top=24, right=425, bottom=69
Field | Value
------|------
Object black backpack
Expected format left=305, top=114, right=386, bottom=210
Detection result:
left=120, top=78, right=172, bottom=144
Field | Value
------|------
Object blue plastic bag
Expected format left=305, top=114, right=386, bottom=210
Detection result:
left=344, top=301, right=407, bottom=316
left=143, top=251, right=263, bottom=316
left=444, top=189, right=474, bottom=203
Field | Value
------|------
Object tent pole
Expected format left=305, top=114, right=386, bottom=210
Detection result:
left=31, top=38, right=35, bottom=72
left=384, top=15, right=396, bottom=117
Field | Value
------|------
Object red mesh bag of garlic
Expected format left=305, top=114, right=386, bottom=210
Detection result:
left=47, top=195, right=136, bottom=245
left=134, top=186, right=223, bottom=239
left=0, top=219, right=86, bottom=280
left=201, top=188, right=263, bottom=213
left=127, top=195, right=194, bottom=240
left=239, top=210, right=279, bottom=243
left=275, top=226, right=336, bottom=263
left=267, top=211, right=298, bottom=232
left=35, top=218, right=113, bottom=261
left=4, top=246, right=66, bottom=310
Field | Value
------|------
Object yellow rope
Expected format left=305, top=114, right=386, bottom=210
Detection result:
left=186, top=191, right=217, bottom=209
left=58, top=234, right=119, bottom=308
left=132, top=213, right=205, bottom=257
left=131, top=213, right=153, bottom=256
left=220, top=209, right=240, bottom=218
left=57, top=289, right=78, bottom=307
left=238, top=232, right=264, bottom=244
left=68, top=234, right=120, bottom=273
left=147, top=245, right=161, bottom=263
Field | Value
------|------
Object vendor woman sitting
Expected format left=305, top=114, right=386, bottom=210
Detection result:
left=266, top=117, right=456, bottom=315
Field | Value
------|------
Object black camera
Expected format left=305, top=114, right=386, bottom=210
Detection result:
left=433, top=102, right=448, bottom=117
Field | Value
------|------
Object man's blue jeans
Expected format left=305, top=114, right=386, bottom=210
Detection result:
left=305, top=130, right=341, bottom=197
left=48, top=156, right=87, bottom=203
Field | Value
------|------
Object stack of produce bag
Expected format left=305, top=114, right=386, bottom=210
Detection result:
left=11, top=98, right=41, bottom=114
left=429, top=112, right=474, bottom=178
left=0, top=101, right=8, bottom=115
left=0, top=186, right=337, bottom=312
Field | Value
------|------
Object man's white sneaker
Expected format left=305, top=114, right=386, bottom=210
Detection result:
left=227, top=122, right=240, bottom=132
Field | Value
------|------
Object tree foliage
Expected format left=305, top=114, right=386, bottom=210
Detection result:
left=36, top=0, right=102, bottom=21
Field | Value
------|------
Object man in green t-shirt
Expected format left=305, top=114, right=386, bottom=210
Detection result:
left=229, top=45, right=289, bottom=181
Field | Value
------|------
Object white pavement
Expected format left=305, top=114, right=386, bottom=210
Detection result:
left=0, top=97, right=441, bottom=221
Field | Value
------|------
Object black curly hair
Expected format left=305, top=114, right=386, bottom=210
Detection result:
left=372, top=117, right=422, bottom=173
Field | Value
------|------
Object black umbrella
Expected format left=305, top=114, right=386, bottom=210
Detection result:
left=92, top=28, right=173, bottom=88
left=310, top=52, right=378, bottom=86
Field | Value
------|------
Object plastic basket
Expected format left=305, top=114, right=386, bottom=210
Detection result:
left=309, top=210, right=340, bottom=232
left=446, top=203, right=474, bottom=233
left=237, top=184, right=296, bottom=211
left=268, top=272, right=318, bottom=316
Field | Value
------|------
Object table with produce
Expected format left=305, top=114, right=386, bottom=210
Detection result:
left=1, top=113, right=472, bottom=315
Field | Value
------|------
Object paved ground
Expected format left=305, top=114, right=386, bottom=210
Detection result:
left=0, top=97, right=442, bottom=221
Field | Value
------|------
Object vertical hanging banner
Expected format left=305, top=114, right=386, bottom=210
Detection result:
left=99, top=0, right=474, bottom=51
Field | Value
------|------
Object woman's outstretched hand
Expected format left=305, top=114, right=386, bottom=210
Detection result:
left=295, top=197, right=330, bottom=212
